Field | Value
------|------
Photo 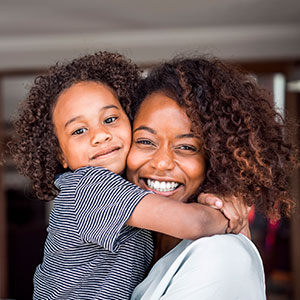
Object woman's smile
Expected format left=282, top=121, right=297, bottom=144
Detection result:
left=146, top=178, right=180, bottom=192
left=138, top=176, right=183, bottom=195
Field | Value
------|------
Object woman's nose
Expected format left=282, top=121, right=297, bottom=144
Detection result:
left=150, top=147, right=175, bottom=171
left=90, top=126, right=112, bottom=145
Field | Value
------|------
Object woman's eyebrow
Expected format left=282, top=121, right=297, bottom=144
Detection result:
left=175, top=133, right=195, bottom=139
left=134, top=126, right=156, bottom=134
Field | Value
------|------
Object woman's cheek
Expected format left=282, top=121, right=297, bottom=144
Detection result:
left=126, top=146, right=137, bottom=169
left=126, top=147, right=143, bottom=182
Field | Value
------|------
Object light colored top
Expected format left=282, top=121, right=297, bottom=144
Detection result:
left=131, top=233, right=266, bottom=300
left=34, top=166, right=153, bottom=300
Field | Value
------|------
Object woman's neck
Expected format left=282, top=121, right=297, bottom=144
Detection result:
left=152, top=232, right=182, bottom=264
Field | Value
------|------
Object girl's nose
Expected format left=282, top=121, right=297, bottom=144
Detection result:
left=90, top=126, right=112, bottom=145
left=150, top=147, right=175, bottom=171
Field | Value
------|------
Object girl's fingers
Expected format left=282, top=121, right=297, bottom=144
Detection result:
left=197, top=193, right=251, bottom=234
left=197, top=193, right=223, bottom=209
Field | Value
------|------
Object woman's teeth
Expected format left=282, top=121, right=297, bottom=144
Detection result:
left=146, top=179, right=179, bottom=192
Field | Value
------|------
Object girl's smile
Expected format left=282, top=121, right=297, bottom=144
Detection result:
left=52, top=81, right=132, bottom=174
left=89, top=146, right=121, bottom=161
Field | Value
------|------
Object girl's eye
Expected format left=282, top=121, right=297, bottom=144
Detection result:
left=104, top=116, right=118, bottom=124
left=72, top=128, right=87, bottom=135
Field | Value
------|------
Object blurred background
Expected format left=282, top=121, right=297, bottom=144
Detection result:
left=0, top=0, right=299, bottom=299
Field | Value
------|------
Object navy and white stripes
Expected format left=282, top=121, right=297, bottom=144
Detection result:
left=34, top=166, right=153, bottom=300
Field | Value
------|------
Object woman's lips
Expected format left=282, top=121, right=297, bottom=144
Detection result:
left=142, top=177, right=182, bottom=194
left=90, top=146, right=121, bottom=160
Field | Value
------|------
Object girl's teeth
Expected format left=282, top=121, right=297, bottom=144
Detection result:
left=146, top=179, right=179, bottom=192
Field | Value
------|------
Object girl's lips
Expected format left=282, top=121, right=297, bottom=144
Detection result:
left=90, top=146, right=121, bottom=160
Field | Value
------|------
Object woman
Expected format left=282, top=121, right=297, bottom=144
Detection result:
left=126, top=56, right=297, bottom=299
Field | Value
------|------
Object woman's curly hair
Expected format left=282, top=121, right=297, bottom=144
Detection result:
left=132, top=55, right=299, bottom=220
left=10, top=51, right=141, bottom=201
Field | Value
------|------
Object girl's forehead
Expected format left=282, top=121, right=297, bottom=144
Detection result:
left=52, top=81, right=124, bottom=128
left=55, top=82, right=120, bottom=106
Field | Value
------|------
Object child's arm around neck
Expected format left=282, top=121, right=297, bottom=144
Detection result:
left=127, top=194, right=228, bottom=240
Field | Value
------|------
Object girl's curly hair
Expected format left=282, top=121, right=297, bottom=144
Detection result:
left=10, top=51, right=141, bottom=201
left=132, top=56, right=299, bottom=220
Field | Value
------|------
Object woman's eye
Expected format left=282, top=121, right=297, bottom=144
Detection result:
left=104, top=116, right=118, bottom=124
left=177, top=145, right=197, bottom=152
left=72, top=128, right=87, bottom=135
left=136, top=139, right=154, bottom=146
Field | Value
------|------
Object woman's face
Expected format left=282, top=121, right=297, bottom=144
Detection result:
left=127, top=92, right=206, bottom=203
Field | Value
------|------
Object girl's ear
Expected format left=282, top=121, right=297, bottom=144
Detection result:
left=57, top=150, right=68, bottom=169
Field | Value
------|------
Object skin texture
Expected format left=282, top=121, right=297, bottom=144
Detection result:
left=126, top=92, right=250, bottom=238
left=10, top=51, right=229, bottom=240
left=51, top=83, right=228, bottom=240
left=9, top=50, right=250, bottom=232
left=53, top=82, right=131, bottom=174
left=130, top=56, right=298, bottom=221
left=127, top=92, right=206, bottom=203
left=9, top=51, right=140, bottom=200
left=51, top=81, right=228, bottom=240
left=126, top=92, right=250, bottom=259
left=127, top=92, right=210, bottom=260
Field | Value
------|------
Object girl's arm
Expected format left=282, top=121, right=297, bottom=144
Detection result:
left=127, top=194, right=228, bottom=240
left=197, top=193, right=251, bottom=239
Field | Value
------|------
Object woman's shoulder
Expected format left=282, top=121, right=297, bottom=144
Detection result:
left=189, top=233, right=255, bottom=250
left=183, top=234, right=263, bottom=272
left=132, top=234, right=266, bottom=300
left=188, top=233, right=258, bottom=255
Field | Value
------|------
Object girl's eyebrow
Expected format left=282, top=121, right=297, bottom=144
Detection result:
left=64, top=105, right=119, bottom=128
left=101, top=104, right=119, bottom=111
left=64, top=116, right=81, bottom=129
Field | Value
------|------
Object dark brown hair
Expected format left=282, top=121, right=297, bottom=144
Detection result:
left=10, top=51, right=141, bottom=201
left=132, top=56, right=299, bottom=220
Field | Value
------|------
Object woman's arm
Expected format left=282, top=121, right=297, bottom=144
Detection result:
left=127, top=193, right=228, bottom=240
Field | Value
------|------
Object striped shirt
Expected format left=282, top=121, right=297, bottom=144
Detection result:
left=33, top=166, right=154, bottom=300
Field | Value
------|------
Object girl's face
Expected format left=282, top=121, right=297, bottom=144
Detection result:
left=52, top=81, right=132, bottom=174
left=127, top=92, right=206, bottom=203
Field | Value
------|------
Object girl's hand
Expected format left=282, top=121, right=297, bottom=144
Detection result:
left=197, top=193, right=251, bottom=239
